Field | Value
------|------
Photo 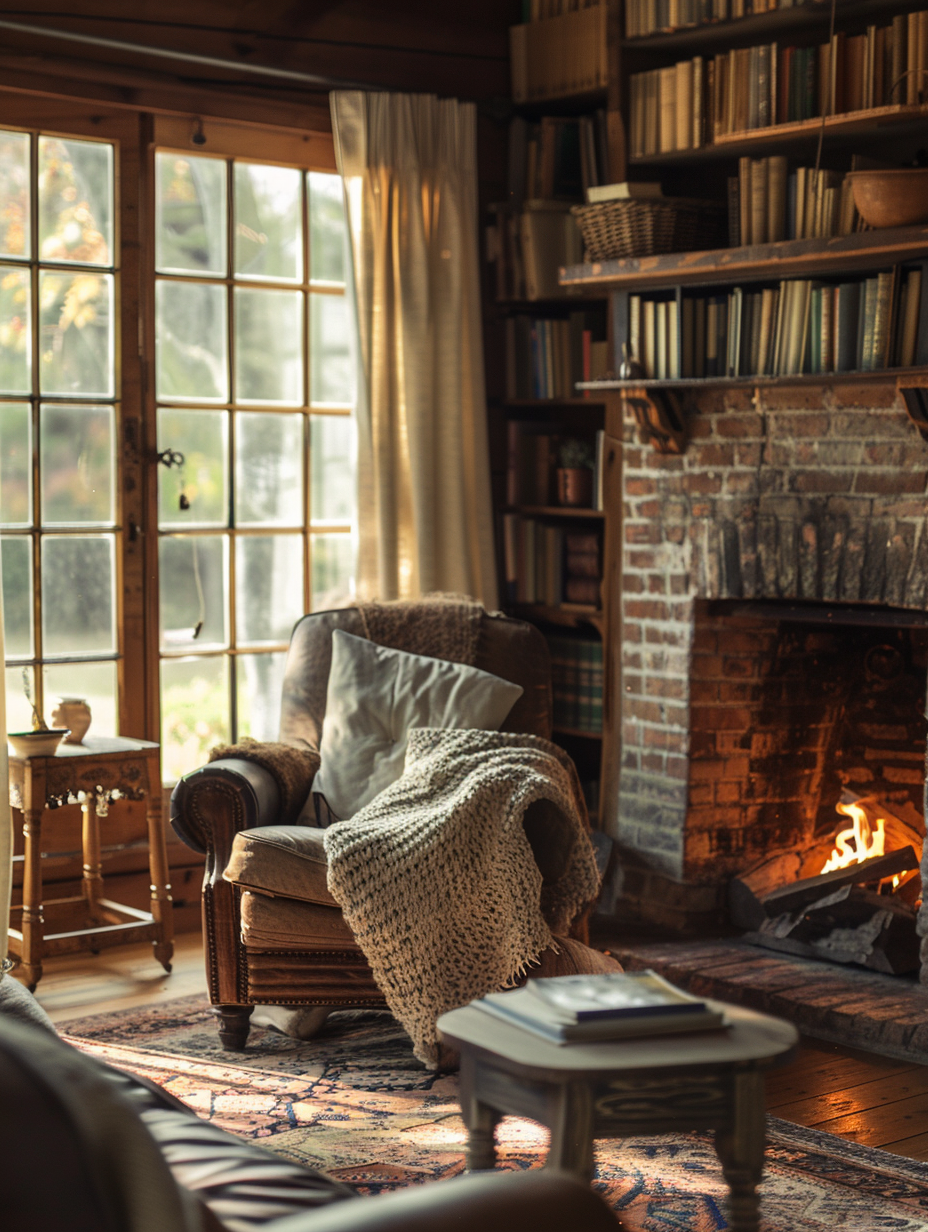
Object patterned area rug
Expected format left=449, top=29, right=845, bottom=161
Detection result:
left=62, top=995, right=928, bottom=1231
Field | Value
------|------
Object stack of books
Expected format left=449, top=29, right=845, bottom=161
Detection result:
left=626, top=0, right=791, bottom=40
left=728, top=158, right=862, bottom=247
left=474, top=970, right=727, bottom=1043
left=504, top=314, right=609, bottom=401
left=563, top=531, right=600, bottom=605
left=502, top=516, right=565, bottom=606
left=508, top=114, right=611, bottom=209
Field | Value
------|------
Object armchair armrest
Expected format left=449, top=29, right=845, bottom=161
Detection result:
left=170, top=759, right=284, bottom=878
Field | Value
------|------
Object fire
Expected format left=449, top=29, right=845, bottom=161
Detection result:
left=819, top=801, right=887, bottom=874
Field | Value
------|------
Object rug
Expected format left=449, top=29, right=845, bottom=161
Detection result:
left=61, top=995, right=928, bottom=1231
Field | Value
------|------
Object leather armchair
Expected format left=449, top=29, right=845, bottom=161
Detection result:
left=171, top=605, right=563, bottom=1051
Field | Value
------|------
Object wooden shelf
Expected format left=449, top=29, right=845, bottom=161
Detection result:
left=578, top=368, right=925, bottom=392
left=553, top=725, right=604, bottom=740
left=511, top=602, right=603, bottom=630
left=560, top=225, right=928, bottom=292
left=629, top=104, right=928, bottom=164
left=503, top=397, right=606, bottom=408
left=509, top=504, right=605, bottom=518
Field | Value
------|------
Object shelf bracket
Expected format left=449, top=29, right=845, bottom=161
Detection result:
left=622, top=386, right=687, bottom=454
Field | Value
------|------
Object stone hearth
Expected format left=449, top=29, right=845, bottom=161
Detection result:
left=606, top=383, right=928, bottom=948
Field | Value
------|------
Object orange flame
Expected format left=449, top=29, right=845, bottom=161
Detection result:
left=819, top=801, right=886, bottom=875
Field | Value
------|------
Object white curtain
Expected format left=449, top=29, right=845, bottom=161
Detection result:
left=331, top=91, right=498, bottom=607
left=0, top=542, right=9, bottom=980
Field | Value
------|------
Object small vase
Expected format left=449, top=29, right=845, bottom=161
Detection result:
left=51, top=697, right=91, bottom=745
left=557, top=467, right=593, bottom=508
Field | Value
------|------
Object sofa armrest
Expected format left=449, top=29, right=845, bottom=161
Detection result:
left=170, top=759, right=285, bottom=879
left=268, top=1170, right=619, bottom=1232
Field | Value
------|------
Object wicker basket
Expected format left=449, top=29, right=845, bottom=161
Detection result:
left=571, top=198, right=726, bottom=261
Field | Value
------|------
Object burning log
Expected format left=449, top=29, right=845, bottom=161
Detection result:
left=730, top=846, right=919, bottom=931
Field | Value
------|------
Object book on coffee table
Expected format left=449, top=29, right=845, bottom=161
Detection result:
left=473, top=970, right=726, bottom=1043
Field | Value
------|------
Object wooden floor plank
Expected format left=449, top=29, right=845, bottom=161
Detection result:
left=766, top=1048, right=917, bottom=1107
left=771, top=1068, right=928, bottom=1125
left=809, top=1094, right=928, bottom=1147
left=880, top=1131, right=928, bottom=1161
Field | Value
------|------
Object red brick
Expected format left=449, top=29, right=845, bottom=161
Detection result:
left=627, top=549, right=658, bottom=569
left=621, top=721, right=642, bottom=746
left=688, top=757, right=726, bottom=781
left=715, top=781, right=741, bottom=804
left=721, top=655, right=759, bottom=679
left=644, top=625, right=689, bottom=646
left=690, top=500, right=714, bottom=518
left=854, top=470, right=928, bottom=495
left=622, top=573, right=645, bottom=593
left=691, top=653, right=723, bottom=676
left=623, top=447, right=644, bottom=468
left=832, top=410, right=913, bottom=438
left=831, top=382, right=900, bottom=408
left=622, top=673, right=643, bottom=696
left=625, top=477, right=657, bottom=496
left=734, top=442, right=762, bottom=466
left=691, top=705, right=754, bottom=731
left=682, top=472, right=723, bottom=495
left=625, top=522, right=662, bottom=544
left=646, top=675, right=687, bottom=700
left=641, top=752, right=666, bottom=774
left=626, top=699, right=664, bottom=724
left=715, top=413, right=764, bottom=438
left=666, top=755, right=689, bottom=780
left=718, top=681, right=756, bottom=703
left=665, top=524, right=686, bottom=545
left=688, top=442, right=735, bottom=467
left=689, top=679, right=718, bottom=704
left=762, top=388, right=830, bottom=412
left=791, top=470, right=853, bottom=493
left=624, top=599, right=672, bottom=620
left=623, top=622, right=643, bottom=643
left=643, top=727, right=686, bottom=752
left=648, top=574, right=668, bottom=594
left=691, top=625, right=718, bottom=652
left=724, top=473, right=759, bottom=495
left=688, top=416, right=714, bottom=439
left=649, top=452, right=686, bottom=471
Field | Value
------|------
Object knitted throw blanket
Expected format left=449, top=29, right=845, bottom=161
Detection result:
left=322, top=727, right=601, bottom=1067
left=355, top=593, right=484, bottom=665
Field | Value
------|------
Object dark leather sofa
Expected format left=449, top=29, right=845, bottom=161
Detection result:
left=0, top=975, right=619, bottom=1232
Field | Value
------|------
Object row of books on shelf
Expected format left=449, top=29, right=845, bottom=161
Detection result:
left=521, top=0, right=607, bottom=20
left=510, top=1, right=608, bottom=104
left=507, top=113, right=612, bottom=209
left=549, top=632, right=604, bottom=735
left=488, top=202, right=584, bottom=301
left=473, top=971, right=726, bottom=1044
left=505, top=314, right=609, bottom=401
left=728, top=156, right=864, bottom=247
left=507, top=423, right=606, bottom=507
left=502, top=518, right=602, bottom=608
left=626, top=0, right=811, bottom=40
left=626, top=266, right=923, bottom=378
left=629, top=13, right=928, bottom=155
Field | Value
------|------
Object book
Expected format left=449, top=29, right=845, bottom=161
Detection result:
left=585, top=180, right=663, bottom=203
left=474, top=970, right=727, bottom=1044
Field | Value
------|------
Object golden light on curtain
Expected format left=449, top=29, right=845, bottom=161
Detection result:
left=0, top=518, right=9, bottom=976
left=331, top=91, right=498, bottom=607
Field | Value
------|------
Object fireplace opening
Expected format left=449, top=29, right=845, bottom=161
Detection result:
left=689, top=600, right=928, bottom=975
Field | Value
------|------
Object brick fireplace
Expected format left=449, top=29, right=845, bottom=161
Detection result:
left=606, top=382, right=928, bottom=953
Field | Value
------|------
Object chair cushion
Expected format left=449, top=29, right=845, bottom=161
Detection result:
left=224, top=826, right=338, bottom=907
left=312, top=629, right=523, bottom=820
left=240, top=891, right=359, bottom=951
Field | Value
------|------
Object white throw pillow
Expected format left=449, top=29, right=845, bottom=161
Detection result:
left=312, top=629, right=523, bottom=820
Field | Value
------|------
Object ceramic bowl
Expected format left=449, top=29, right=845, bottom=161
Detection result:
left=7, top=728, right=70, bottom=758
left=847, top=169, right=928, bottom=229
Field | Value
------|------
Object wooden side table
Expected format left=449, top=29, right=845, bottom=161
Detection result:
left=437, top=1001, right=798, bottom=1232
left=6, top=735, right=174, bottom=989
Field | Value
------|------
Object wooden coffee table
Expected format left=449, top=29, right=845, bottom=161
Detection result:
left=437, top=1000, right=797, bottom=1232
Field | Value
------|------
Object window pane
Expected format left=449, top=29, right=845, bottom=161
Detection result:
left=234, top=287, right=303, bottom=405
left=234, top=164, right=301, bottom=282
left=235, top=534, right=303, bottom=645
left=311, top=532, right=353, bottom=611
left=156, top=280, right=228, bottom=402
left=39, top=270, right=114, bottom=396
left=159, top=533, right=228, bottom=651
left=38, top=137, right=113, bottom=267
left=235, top=411, right=303, bottom=527
left=308, top=172, right=346, bottom=285
left=310, top=414, right=354, bottom=524
left=0, top=131, right=30, bottom=259
left=44, top=660, right=117, bottom=739
left=1, top=534, right=33, bottom=657
left=158, top=408, right=228, bottom=529
left=236, top=651, right=287, bottom=741
left=309, top=292, right=352, bottom=405
left=6, top=665, right=34, bottom=733
left=0, top=402, right=31, bottom=525
left=41, top=404, right=115, bottom=525
left=161, top=655, right=230, bottom=783
left=155, top=152, right=227, bottom=276
left=0, top=264, right=31, bottom=393
left=41, top=533, right=116, bottom=656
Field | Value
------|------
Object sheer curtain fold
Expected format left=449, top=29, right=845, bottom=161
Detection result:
left=331, top=91, right=498, bottom=606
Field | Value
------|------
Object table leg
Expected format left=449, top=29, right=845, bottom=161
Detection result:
left=21, top=808, right=44, bottom=990
left=81, top=791, right=105, bottom=925
left=145, top=764, right=174, bottom=973
left=547, top=1081, right=595, bottom=1181
left=715, top=1070, right=766, bottom=1232
left=459, top=1053, right=500, bottom=1170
